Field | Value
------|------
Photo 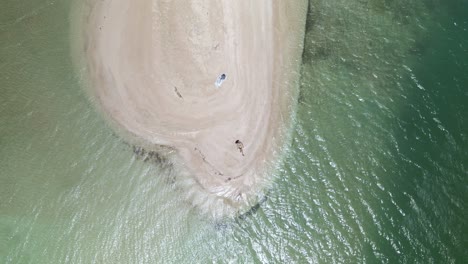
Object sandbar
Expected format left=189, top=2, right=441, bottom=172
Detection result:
left=76, top=0, right=307, bottom=216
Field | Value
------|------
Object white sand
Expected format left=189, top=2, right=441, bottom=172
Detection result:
left=79, top=0, right=307, bottom=215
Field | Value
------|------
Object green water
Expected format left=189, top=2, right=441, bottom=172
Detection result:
left=1, top=0, right=466, bottom=263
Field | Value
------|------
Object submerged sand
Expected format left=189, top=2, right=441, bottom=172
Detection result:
left=78, top=0, right=307, bottom=215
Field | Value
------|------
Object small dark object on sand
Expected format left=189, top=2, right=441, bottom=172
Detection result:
left=235, top=140, right=244, bottom=156
left=215, top=73, right=227, bottom=88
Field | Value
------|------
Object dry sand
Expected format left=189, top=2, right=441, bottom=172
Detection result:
left=78, top=0, right=307, bottom=216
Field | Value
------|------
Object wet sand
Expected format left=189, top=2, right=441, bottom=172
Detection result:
left=78, top=0, right=307, bottom=216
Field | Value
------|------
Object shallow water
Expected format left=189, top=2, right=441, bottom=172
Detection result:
left=1, top=0, right=467, bottom=263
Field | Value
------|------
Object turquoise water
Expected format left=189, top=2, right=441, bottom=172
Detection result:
left=1, top=0, right=466, bottom=263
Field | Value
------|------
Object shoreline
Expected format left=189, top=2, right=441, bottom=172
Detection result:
left=73, top=0, right=308, bottom=217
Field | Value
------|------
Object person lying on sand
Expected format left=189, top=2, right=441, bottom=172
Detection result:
left=235, top=140, right=245, bottom=156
